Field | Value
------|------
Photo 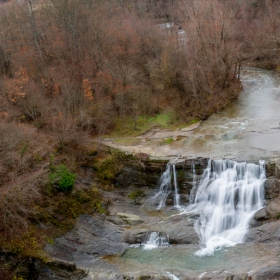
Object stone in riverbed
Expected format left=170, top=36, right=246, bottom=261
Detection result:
left=254, top=208, right=269, bottom=221
left=124, top=214, right=199, bottom=245
left=117, top=212, right=144, bottom=225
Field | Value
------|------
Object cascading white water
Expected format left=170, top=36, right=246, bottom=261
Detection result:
left=143, top=232, right=169, bottom=250
left=189, top=164, right=197, bottom=204
left=186, top=159, right=266, bottom=256
left=144, top=164, right=180, bottom=210
left=172, top=165, right=180, bottom=208
left=154, top=165, right=172, bottom=209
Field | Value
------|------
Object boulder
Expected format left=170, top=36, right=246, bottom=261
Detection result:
left=117, top=213, right=144, bottom=225
left=124, top=214, right=199, bottom=245
left=254, top=208, right=269, bottom=221
left=265, top=198, right=280, bottom=219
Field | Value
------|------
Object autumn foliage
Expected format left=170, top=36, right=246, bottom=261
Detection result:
left=0, top=0, right=244, bottom=137
left=0, top=0, right=279, bottom=271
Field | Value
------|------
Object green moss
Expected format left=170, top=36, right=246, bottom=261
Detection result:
left=95, top=149, right=133, bottom=182
left=128, top=190, right=145, bottom=203
left=160, top=138, right=174, bottom=145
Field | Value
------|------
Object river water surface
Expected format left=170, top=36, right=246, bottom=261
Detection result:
left=106, top=67, right=280, bottom=161
left=96, top=68, right=280, bottom=279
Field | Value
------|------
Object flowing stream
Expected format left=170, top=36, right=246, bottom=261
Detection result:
left=96, top=68, right=280, bottom=278
left=172, top=165, right=180, bottom=208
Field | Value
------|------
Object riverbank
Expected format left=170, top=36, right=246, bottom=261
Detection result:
left=102, top=67, right=280, bottom=163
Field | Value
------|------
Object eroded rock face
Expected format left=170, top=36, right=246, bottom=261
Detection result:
left=264, top=177, right=280, bottom=199
left=275, top=159, right=280, bottom=179
left=265, top=198, right=280, bottom=219
left=45, top=214, right=129, bottom=268
left=116, top=167, right=160, bottom=189
left=246, top=220, right=280, bottom=243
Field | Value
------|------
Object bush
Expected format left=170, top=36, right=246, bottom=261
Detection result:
left=48, top=164, right=76, bottom=192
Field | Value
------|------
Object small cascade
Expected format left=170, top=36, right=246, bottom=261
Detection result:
left=142, top=164, right=181, bottom=210
left=186, top=159, right=266, bottom=256
left=166, top=272, right=180, bottom=280
left=143, top=232, right=169, bottom=250
left=189, top=164, right=197, bottom=204
left=155, top=164, right=172, bottom=209
left=173, top=165, right=180, bottom=208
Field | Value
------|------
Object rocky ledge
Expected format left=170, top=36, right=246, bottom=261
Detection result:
left=39, top=157, right=280, bottom=280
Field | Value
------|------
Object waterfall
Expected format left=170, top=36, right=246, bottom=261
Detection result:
left=186, top=159, right=266, bottom=256
left=173, top=165, right=180, bottom=208
left=143, top=232, right=169, bottom=250
left=155, top=165, right=172, bottom=209
left=189, top=164, right=197, bottom=204
left=142, top=164, right=180, bottom=210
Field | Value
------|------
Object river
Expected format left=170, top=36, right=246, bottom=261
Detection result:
left=105, top=67, right=280, bottom=162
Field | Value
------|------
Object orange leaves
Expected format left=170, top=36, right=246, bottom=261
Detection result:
left=83, top=78, right=93, bottom=101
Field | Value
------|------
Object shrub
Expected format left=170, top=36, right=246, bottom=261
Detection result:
left=48, top=164, right=76, bottom=192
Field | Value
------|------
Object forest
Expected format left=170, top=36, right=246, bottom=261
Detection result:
left=0, top=0, right=280, bottom=278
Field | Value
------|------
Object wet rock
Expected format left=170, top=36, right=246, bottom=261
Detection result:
left=185, top=157, right=208, bottom=170
left=264, top=177, right=280, bottom=199
left=141, top=193, right=168, bottom=212
left=45, top=214, right=129, bottom=268
left=37, top=258, right=87, bottom=280
left=124, top=215, right=199, bottom=245
left=117, top=213, right=144, bottom=225
left=265, top=160, right=276, bottom=177
left=253, top=208, right=269, bottom=221
left=253, top=264, right=280, bottom=280
left=106, top=215, right=127, bottom=225
left=116, top=167, right=159, bottom=188
left=169, top=158, right=186, bottom=167
left=249, top=218, right=261, bottom=228
left=246, top=220, right=280, bottom=242
left=275, top=159, right=280, bottom=179
left=265, top=198, right=280, bottom=219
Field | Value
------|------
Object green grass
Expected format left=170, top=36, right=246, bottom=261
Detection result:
left=104, top=112, right=200, bottom=139
left=104, top=112, right=176, bottom=138
left=113, top=138, right=142, bottom=146
left=173, top=118, right=200, bottom=129
left=159, top=138, right=174, bottom=145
